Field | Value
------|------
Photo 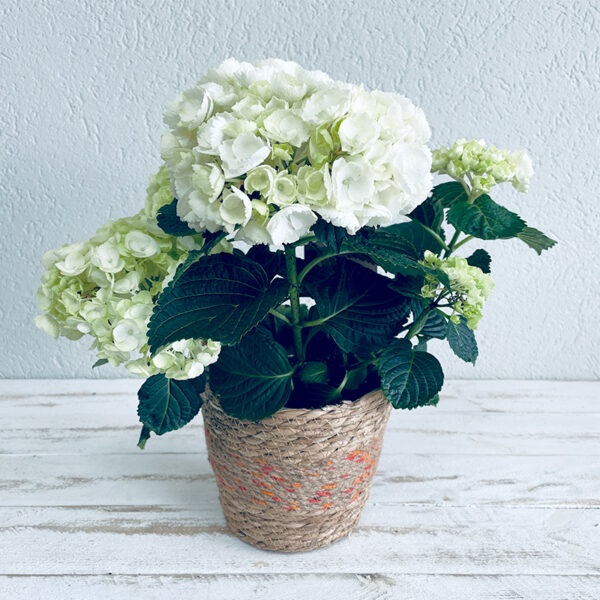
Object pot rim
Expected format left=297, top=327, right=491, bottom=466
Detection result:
left=203, top=387, right=386, bottom=422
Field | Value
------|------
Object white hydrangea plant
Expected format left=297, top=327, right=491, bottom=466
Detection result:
left=36, top=58, right=555, bottom=447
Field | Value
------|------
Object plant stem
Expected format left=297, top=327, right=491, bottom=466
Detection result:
left=452, top=235, right=474, bottom=251
left=284, top=245, right=304, bottom=362
left=444, top=229, right=461, bottom=257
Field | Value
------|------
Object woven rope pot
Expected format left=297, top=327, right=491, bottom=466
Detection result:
left=202, top=388, right=391, bottom=552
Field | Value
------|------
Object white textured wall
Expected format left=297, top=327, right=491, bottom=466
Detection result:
left=2, top=0, right=598, bottom=379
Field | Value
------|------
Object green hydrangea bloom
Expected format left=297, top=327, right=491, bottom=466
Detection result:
left=35, top=208, right=224, bottom=380
left=420, top=251, right=495, bottom=329
left=432, top=139, right=533, bottom=194
left=144, top=164, right=174, bottom=218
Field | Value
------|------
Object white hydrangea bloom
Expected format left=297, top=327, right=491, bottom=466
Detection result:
left=160, top=58, right=433, bottom=244
left=35, top=194, right=224, bottom=380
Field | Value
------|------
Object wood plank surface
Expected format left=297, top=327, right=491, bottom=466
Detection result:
left=1, top=379, right=599, bottom=598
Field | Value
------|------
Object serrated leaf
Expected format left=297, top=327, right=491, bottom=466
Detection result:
left=245, top=246, right=286, bottom=279
left=137, top=373, right=206, bottom=444
left=411, top=300, right=447, bottom=339
left=378, top=338, right=444, bottom=409
left=156, top=199, right=195, bottom=236
left=342, top=230, right=421, bottom=276
left=92, top=358, right=108, bottom=368
left=210, top=328, right=293, bottom=420
left=466, top=249, right=492, bottom=273
left=297, top=361, right=329, bottom=384
left=303, top=259, right=411, bottom=354
left=382, top=221, right=444, bottom=257
left=447, top=195, right=526, bottom=240
left=148, top=253, right=289, bottom=351
left=517, top=226, right=557, bottom=255
left=430, top=181, right=468, bottom=208
left=446, top=316, right=478, bottom=364
left=312, top=218, right=348, bottom=252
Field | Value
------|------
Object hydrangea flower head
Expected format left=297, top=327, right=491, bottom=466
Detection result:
left=432, top=139, right=533, bottom=194
left=160, top=58, right=434, bottom=245
left=420, top=250, right=495, bottom=329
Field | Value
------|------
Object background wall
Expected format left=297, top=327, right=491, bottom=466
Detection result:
left=2, top=0, right=598, bottom=379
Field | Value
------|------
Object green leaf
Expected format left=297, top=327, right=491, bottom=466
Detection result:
left=209, top=328, right=293, bottom=420
left=517, top=226, right=557, bottom=255
left=245, top=246, right=286, bottom=279
left=344, top=364, right=368, bottom=390
left=342, top=230, right=421, bottom=276
left=430, top=181, right=468, bottom=208
left=409, top=197, right=443, bottom=231
left=287, top=382, right=341, bottom=409
left=312, top=218, right=348, bottom=252
left=297, top=361, right=329, bottom=384
left=446, top=316, right=478, bottom=364
left=447, top=195, right=526, bottom=240
left=92, top=358, right=108, bottom=368
left=148, top=253, right=289, bottom=352
left=378, top=338, right=444, bottom=409
left=466, top=249, right=492, bottom=273
left=304, top=259, right=411, bottom=354
left=388, top=273, right=426, bottom=298
left=411, top=300, right=447, bottom=340
left=156, top=199, right=195, bottom=236
left=382, top=221, right=444, bottom=257
left=137, top=373, right=207, bottom=444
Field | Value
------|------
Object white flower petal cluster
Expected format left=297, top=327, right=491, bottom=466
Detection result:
left=432, top=139, right=534, bottom=193
left=35, top=189, right=225, bottom=379
left=161, top=58, right=433, bottom=244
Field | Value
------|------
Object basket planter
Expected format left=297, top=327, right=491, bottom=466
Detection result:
left=202, top=389, right=391, bottom=552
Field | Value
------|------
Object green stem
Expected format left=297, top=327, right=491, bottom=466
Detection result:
left=452, top=235, right=474, bottom=251
left=284, top=245, right=304, bottom=362
left=297, top=251, right=338, bottom=286
left=444, top=229, right=461, bottom=257
left=291, top=234, right=316, bottom=248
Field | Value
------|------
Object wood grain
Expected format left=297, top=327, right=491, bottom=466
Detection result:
left=2, top=379, right=599, bottom=597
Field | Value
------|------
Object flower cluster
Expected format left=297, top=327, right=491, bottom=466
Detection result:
left=420, top=251, right=495, bottom=329
left=35, top=190, right=223, bottom=380
left=431, top=139, right=533, bottom=193
left=160, top=58, right=433, bottom=245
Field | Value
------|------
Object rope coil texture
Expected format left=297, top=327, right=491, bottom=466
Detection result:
left=202, top=389, right=391, bottom=552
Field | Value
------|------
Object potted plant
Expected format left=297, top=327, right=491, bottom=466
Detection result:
left=36, top=58, right=555, bottom=552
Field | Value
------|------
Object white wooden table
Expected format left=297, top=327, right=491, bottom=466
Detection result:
left=1, top=380, right=598, bottom=599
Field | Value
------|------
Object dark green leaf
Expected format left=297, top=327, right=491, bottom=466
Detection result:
left=388, top=273, right=426, bottom=298
left=156, top=199, right=195, bottom=236
left=466, top=249, right=492, bottom=273
left=447, top=195, right=526, bottom=240
left=344, top=364, right=368, bottom=390
left=137, top=373, right=207, bottom=443
left=92, top=358, right=108, bottom=368
left=297, top=361, right=329, bottom=385
left=210, top=328, right=293, bottom=420
left=342, top=230, right=421, bottom=276
left=382, top=221, right=444, bottom=256
left=430, top=181, right=468, bottom=209
left=287, top=382, right=341, bottom=409
left=148, top=253, right=289, bottom=351
left=409, top=196, right=443, bottom=231
left=246, top=246, right=286, bottom=279
left=517, top=226, right=557, bottom=255
left=137, top=425, right=151, bottom=450
left=303, top=259, right=411, bottom=354
left=411, top=300, right=447, bottom=340
left=446, top=316, right=478, bottom=364
left=378, top=338, right=444, bottom=409
left=312, top=218, right=348, bottom=252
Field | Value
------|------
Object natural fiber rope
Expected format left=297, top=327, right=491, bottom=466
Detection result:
left=202, top=389, right=391, bottom=552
